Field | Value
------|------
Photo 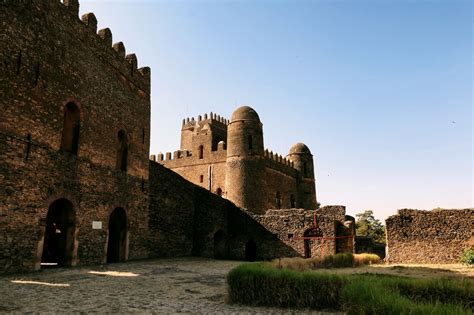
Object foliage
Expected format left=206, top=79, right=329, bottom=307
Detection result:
left=460, top=248, right=474, bottom=266
left=270, top=253, right=381, bottom=271
left=227, top=263, right=473, bottom=314
left=355, top=210, right=386, bottom=243
left=353, top=253, right=381, bottom=266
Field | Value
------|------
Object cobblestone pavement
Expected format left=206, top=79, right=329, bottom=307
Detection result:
left=0, top=258, right=338, bottom=314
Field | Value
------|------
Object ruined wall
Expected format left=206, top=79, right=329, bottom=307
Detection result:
left=254, top=206, right=354, bottom=258
left=386, top=209, right=474, bottom=264
left=0, top=0, right=150, bottom=273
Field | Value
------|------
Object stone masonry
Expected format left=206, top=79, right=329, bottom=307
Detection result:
left=0, top=0, right=352, bottom=274
left=386, top=209, right=474, bottom=264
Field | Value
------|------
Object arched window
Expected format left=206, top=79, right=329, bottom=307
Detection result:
left=116, top=130, right=128, bottom=171
left=290, top=194, right=296, bottom=208
left=276, top=191, right=282, bottom=209
left=248, top=135, right=253, bottom=150
left=199, top=145, right=204, bottom=159
left=60, top=102, right=80, bottom=155
left=216, top=188, right=222, bottom=196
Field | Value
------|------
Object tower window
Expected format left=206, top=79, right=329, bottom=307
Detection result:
left=290, top=194, right=296, bottom=208
left=60, top=102, right=80, bottom=155
left=116, top=130, right=128, bottom=171
left=199, top=145, right=204, bottom=159
left=303, top=162, right=308, bottom=177
left=248, top=135, right=253, bottom=150
left=276, top=191, right=282, bottom=209
left=216, top=188, right=222, bottom=196
left=200, top=175, right=204, bottom=183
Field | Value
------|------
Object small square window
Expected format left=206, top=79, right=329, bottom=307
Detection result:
left=288, top=233, right=294, bottom=239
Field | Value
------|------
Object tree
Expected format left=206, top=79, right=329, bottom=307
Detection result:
left=355, top=210, right=386, bottom=244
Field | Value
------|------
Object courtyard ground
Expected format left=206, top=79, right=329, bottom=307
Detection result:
left=0, top=258, right=338, bottom=314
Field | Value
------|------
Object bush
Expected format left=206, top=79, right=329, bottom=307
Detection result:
left=460, top=248, right=474, bottom=266
left=323, top=252, right=354, bottom=268
left=270, top=253, right=381, bottom=271
left=227, top=263, right=473, bottom=314
left=353, top=253, right=381, bottom=266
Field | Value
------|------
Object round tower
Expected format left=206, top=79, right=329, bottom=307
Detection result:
left=287, top=143, right=318, bottom=210
left=225, top=106, right=266, bottom=214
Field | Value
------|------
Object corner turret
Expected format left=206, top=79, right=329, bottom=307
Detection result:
left=287, top=143, right=317, bottom=209
left=225, top=106, right=266, bottom=213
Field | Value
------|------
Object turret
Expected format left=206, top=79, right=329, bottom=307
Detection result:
left=287, top=143, right=317, bottom=209
left=225, top=106, right=266, bottom=213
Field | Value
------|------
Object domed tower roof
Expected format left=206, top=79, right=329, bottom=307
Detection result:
left=230, top=106, right=260, bottom=122
left=289, top=142, right=311, bottom=155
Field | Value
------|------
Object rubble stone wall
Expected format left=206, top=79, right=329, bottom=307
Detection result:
left=386, top=209, right=474, bottom=264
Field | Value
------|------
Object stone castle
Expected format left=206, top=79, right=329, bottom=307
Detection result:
left=155, top=106, right=317, bottom=214
left=0, top=0, right=354, bottom=274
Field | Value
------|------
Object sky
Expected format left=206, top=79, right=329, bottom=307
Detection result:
left=79, top=0, right=472, bottom=221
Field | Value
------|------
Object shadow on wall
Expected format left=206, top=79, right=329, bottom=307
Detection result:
left=148, top=161, right=301, bottom=261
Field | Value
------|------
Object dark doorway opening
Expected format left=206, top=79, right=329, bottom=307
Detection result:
left=107, top=207, right=127, bottom=263
left=213, top=230, right=226, bottom=259
left=41, top=199, right=76, bottom=267
left=245, top=240, right=257, bottom=261
left=303, top=227, right=323, bottom=258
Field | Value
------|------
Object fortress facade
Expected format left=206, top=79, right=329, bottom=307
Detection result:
left=0, top=0, right=353, bottom=274
left=155, top=106, right=317, bottom=214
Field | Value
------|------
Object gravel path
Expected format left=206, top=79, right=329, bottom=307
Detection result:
left=0, top=258, right=338, bottom=314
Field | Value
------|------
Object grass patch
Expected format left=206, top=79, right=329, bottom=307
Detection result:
left=227, top=263, right=473, bottom=314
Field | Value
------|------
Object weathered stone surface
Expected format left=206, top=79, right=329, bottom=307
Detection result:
left=386, top=209, right=474, bottom=264
left=159, top=106, right=318, bottom=214
left=0, top=0, right=351, bottom=275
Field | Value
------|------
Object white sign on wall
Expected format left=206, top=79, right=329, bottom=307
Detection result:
left=92, top=221, right=103, bottom=230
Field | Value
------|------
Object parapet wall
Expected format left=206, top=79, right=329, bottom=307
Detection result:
left=386, top=208, right=474, bottom=264
left=264, top=149, right=298, bottom=177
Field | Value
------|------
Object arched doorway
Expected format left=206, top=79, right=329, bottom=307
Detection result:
left=107, top=208, right=128, bottom=263
left=41, top=199, right=76, bottom=267
left=245, top=240, right=257, bottom=261
left=303, top=227, right=323, bottom=258
left=213, top=230, right=226, bottom=259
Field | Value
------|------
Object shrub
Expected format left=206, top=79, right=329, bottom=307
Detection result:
left=323, top=252, right=354, bottom=268
left=353, top=253, right=381, bottom=266
left=460, top=248, right=474, bottom=266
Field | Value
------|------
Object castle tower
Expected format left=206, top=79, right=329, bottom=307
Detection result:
left=225, top=106, right=266, bottom=214
left=287, top=143, right=318, bottom=209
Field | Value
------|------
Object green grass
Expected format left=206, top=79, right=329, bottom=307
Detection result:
left=227, top=263, right=473, bottom=314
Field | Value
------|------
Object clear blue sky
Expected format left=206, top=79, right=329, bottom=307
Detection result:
left=80, top=0, right=472, bottom=221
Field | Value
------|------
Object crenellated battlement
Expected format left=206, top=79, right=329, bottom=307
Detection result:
left=182, top=112, right=229, bottom=129
left=6, top=0, right=151, bottom=93
left=150, top=142, right=228, bottom=164
left=263, top=148, right=299, bottom=177
left=264, top=149, right=295, bottom=167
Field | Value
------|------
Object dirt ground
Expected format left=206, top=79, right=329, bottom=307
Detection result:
left=0, top=258, right=338, bottom=314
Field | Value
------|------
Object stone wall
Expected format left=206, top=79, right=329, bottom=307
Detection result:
left=386, top=209, right=474, bottom=264
left=0, top=0, right=150, bottom=274
left=148, top=161, right=299, bottom=261
left=254, top=206, right=354, bottom=258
